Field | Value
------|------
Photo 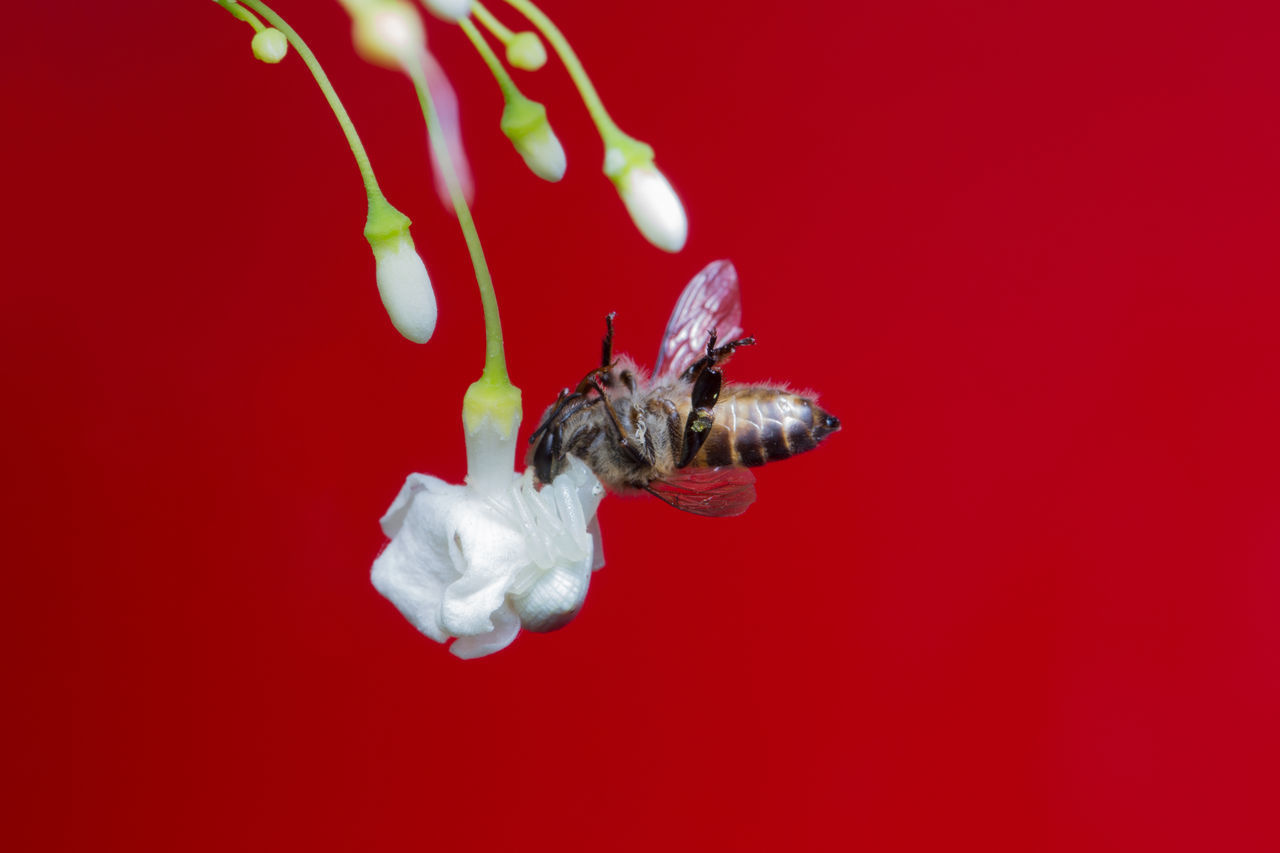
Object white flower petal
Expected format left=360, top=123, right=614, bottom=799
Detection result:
left=371, top=481, right=466, bottom=642
left=344, top=0, right=426, bottom=70
left=439, top=503, right=526, bottom=637
left=616, top=163, right=688, bottom=253
left=371, top=232, right=437, bottom=344
left=511, top=121, right=566, bottom=183
left=422, top=0, right=471, bottom=23
left=449, top=603, right=522, bottom=659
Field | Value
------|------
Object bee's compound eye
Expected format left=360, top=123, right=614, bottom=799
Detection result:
left=533, top=429, right=556, bottom=484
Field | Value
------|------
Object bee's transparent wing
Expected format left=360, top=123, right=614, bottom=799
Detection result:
left=645, top=466, right=757, bottom=517
left=653, top=259, right=744, bottom=380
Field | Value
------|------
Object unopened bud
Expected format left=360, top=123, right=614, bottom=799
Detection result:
left=251, top=28, right=288, bottom=64
left=343, top=0, right=425, bottom=70
left=368, top=230, right=437, bottom=343
left=422, top=0, right=471, bottom=23
left=608, top=156, right=688, bottom=253
left=501, top=99, right=566, bottom=182
left=505, top=32, right=547, bottom=71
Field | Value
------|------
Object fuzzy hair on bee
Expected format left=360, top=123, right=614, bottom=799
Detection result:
left=528, top=260, right=840, bottom=517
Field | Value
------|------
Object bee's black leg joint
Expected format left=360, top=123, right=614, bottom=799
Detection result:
left=600, top=312, right=617, bottom=369
left=680, top=331, right=756, bottom=383
left=678, top=366, right=721, bottom=467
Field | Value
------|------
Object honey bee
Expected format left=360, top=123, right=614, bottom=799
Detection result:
left=529, top=260, right=840, bottom=516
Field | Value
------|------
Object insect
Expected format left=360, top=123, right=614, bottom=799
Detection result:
left=528, top=260, right=841, bottom=516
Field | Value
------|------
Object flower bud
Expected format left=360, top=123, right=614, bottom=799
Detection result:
left=421, top=0, right=471, bottom=23
left=342, top=0, right=425, bottom=70
left=368, top=231, right=437, bottom=343
left=251, top=28, right=288, bottom=64
left=500, top=98, right=566, bottom=182
left=505, top=32, right=547, bottom=71
left=608, top=156, right=688, bottom=253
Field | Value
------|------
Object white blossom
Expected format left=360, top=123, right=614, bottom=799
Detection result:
left=372, top=402, right=606, bottom=658
left=502, top=100, right=567, bottom=182
left=370, top=231, right=437, bottom=343
left=421, top=0, right=472, bottom=24
left=341, top=0, right=426, bottom=71
left=609, top=157, right=688, bottom=253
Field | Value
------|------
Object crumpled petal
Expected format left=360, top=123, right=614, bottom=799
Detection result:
left=449, top=602, right=522, bottom=659
left=440, top=496, right=526, bottom=637
left=372, top=475, right=463, bottom=643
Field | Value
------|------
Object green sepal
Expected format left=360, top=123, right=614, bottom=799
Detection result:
left=363, top=195, right=412, bottom=247
left=500, top=96, right=548, bottom=139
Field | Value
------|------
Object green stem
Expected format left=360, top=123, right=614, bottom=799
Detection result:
left=501, top=0, right=627, bottom=147
left=471, top=1, right=514, bottom=44
left=460, top=17, right=519, bottom=102
left=216, top=0, right=266, bottom=33
left=237, top=0, right=400, bottom=230
left=406, top=58, right=510, bottom=384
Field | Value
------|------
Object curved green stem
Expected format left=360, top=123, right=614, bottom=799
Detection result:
left=501, top=0, right=628, bottom=148
left=237, top=0, right=402, bottom=233
left=405, top=57, right=510, bottom=384
left=460, top=17, right=519, bottom=102
left=471, top=1, right=514, bottom=44
left=216, top=0, right=266, bottom=33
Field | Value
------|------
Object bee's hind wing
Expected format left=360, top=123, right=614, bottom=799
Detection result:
left=645, top=466, right=757, bottom=517
left=653, top=260, right=744, bottom=380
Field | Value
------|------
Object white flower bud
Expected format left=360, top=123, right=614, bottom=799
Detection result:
left=251, top=28, right=288, bottom=64
left=501, top=99, right=566, bottom=182
left=505, top=32, right=547, bottom=71
left=343, top=0, right=425, bottom=70
left=421, top=0, right=471, bottom=23
left=611, top=159, right=688, bottom=253
left=370, top=232, right=437, bottom=343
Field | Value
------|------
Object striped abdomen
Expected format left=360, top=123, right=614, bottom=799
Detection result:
left=688, top=387, right=840, bottom=468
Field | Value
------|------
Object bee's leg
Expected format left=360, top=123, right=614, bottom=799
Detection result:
left=528, top=387, right=574, bottom=446
left=585, top=378, right=654, bottom=467
left=677, top=364, right=722, bottom=467
left=600, top=312, right=617, bottom=369
left=680, top=330, right=757, bottom=382
left=531, top=393, right=604, bottom=483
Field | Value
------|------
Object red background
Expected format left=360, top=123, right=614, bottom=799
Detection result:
left=3, top=1, right=1279, bottom=849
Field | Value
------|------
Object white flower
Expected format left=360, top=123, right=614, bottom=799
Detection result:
left=421, top=0, right=471, bottom=23
left=502, top=99, right=567, bottom=182
left=340, top=0, right=426, bottom=71
left=371, top=390, right=606, bottom=658
left=607, top=155, right=688, bottom=253
left=369, top=231, right=437, bottom=343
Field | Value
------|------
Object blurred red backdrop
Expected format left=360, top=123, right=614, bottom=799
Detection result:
left=2, top=0, right=1279, bottom=849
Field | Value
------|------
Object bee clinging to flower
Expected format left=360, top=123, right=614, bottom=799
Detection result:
left=529, top=260, right=841, bottom=516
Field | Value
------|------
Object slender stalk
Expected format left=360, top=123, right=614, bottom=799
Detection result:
left=406, top=57, right=509, bottom=383
left=460, top=17, right=518, bottom=102
left=471, top=0, right=514, bottom=44
left=216, top=0, right=266, bottom=33
left=501, top=0, right=625, bottom=146
left=238, top=0, right=399, bottom=226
